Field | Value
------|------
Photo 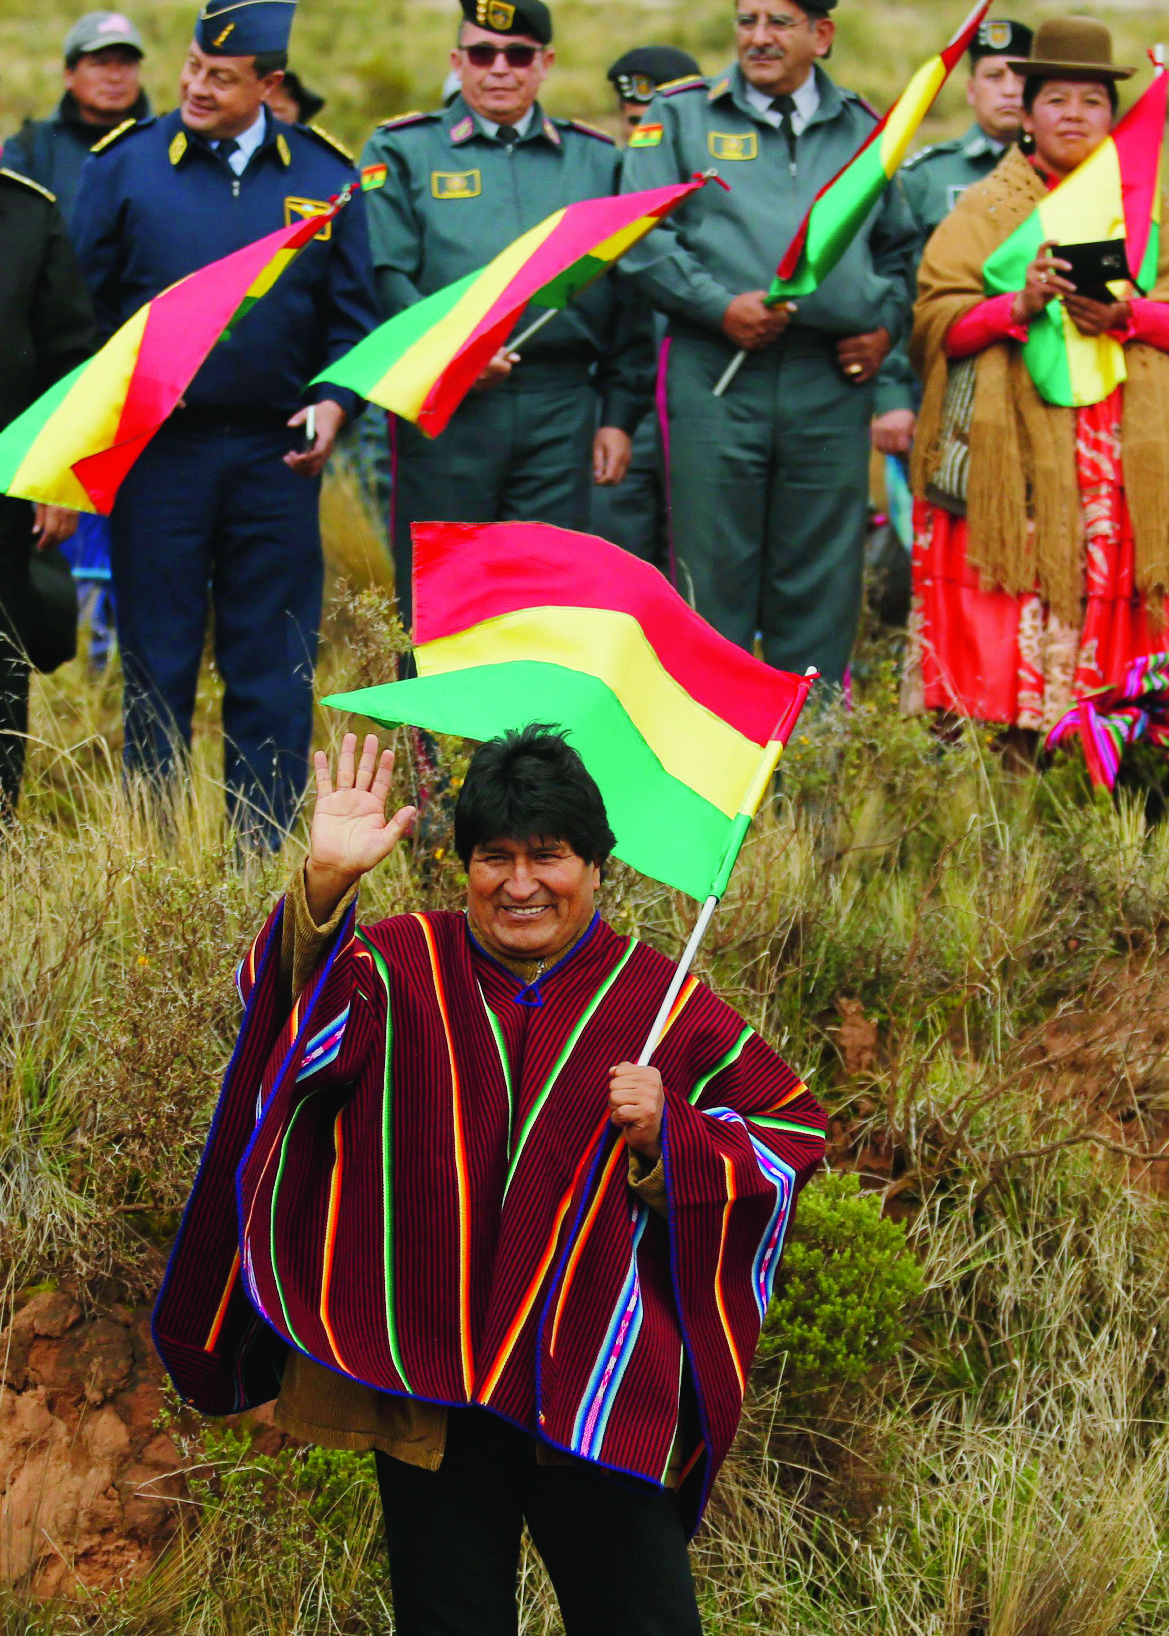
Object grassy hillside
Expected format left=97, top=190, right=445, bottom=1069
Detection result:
left=1, top=0, right=1166, bottom=152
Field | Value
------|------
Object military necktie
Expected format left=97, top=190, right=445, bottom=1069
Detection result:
left=217, top=137, right=241, bottom=170
left=770, top=94, right=797, bottom=174
left=496, top=125, right=519, bottom=149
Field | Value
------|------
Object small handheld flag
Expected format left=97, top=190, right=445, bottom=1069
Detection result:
left=0, top=191, right=352, bottom=514
left=314, top=177, right=715, bottom=438
left=983, top=55, right=1167, bottom=408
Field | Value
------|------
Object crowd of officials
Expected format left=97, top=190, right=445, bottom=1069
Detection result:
left=3, top=0, right=1165, bottom=839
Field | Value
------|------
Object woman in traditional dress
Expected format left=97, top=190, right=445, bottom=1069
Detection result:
left=904, top=17, right=1169, bottom=758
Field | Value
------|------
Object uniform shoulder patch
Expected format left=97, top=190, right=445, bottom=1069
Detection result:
left=659, top=73, right=706, bottom=97
left=705, top=76, right=730, bottom=101
left=0, top=167, right=56, bottom=203
left=568, top=118, right=615, bottom=145
left=378, top=110, right=436, bottom=131
left=88, top=116, right=145, bottom=155
left=305, top=124, right=355, bottom=163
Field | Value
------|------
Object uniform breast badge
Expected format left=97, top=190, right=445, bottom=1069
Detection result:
left=708, top=131, right=757, bottom=161
left=431, top=169, right=482, bottom=199
left=283, top=195, right=332, bottom=238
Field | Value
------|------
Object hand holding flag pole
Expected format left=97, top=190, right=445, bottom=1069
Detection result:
left=712, top=0, right=992, bottom=398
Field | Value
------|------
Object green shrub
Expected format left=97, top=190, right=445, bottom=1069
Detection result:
left=758, top=1171, right=924, bottom=1400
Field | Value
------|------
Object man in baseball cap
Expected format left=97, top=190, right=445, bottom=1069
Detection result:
left=2, top=11, right=149, bottom=224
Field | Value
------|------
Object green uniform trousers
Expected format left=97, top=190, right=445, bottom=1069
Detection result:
left=663, top=329, right=873, bottom=687
left=391, top=361, right=596, bottom=633
left=589, top=411, right=666, bottom=568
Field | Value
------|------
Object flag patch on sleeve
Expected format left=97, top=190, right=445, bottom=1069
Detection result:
left=362, top=163, right=388, bottom=190
left=629, top=123, right=663, bottom=148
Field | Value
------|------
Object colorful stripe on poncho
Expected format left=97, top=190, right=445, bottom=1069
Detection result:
left=767, top=0, right=991, bottom=301
left=983, top=63, right=1168, bottom=408
left=0, top=197, right=347, bottom=514
left=325, top=522, right=814, bottom=902
left=1046, top=652, right=1169, bottom=787
left=152, top=903, right=826, bottom=1532
left=313, top=178, right=712, bottom=437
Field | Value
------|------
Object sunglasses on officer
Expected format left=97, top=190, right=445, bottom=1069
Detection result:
left=462, top=42, right=540, bottom=67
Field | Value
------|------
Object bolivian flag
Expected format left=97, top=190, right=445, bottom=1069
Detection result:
left=0, top=198, right=348, bottom=514
left=325, top=522, right=815, bottom=900
left=314, top=178, right=711, bottom=438
left=983, top=61, right=1167, bottom=408
left=768, top=0, right=992, bottom=301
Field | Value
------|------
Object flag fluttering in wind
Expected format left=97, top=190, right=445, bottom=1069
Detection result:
left=983, top=60, right=1167, bottom=408
left=325, top=522, right=814, bottom=903
left=768, top=0, right=992, bottom=301
left=0, top=198, right=348, bottom=514
left=313, top=178, right=712, bottom=438
left=1046, top=653, right=1169, bottom=787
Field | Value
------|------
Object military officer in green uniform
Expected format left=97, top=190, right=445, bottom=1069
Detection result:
left=871, top=16, right=1030, bottom=456
left=619, top=0, right=916, bottom=687
left=360, top=0, right=653, bottom=634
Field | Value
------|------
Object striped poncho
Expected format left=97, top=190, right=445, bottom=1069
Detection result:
left=153, top=901, right=826, bottom=1530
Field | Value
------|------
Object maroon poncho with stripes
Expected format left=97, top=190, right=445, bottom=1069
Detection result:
left=153, top=901, right=825, bottom=1530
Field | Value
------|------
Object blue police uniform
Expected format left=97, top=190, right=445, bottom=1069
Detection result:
left=71, top=100, right=376, bottom=842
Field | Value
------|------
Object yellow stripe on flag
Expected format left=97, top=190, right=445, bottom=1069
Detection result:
left=417, top=604, right=762, bottom=816
left=878, top=57, right=947, bottom=172
left=369, top=211, right=567, bottom=420
left=1037, top=136, right=1128, bottom=403
left=587, top=213, right=665, bottom=263
left=10, top=305, right=150, bottom=508
left=247, top=246, right=300, bottom=302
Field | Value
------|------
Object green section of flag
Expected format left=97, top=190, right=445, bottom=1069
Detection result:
left=0, top=360, right=88, bottom=489
left=768, top=143, right=888, bottom=302
left=529, top=252, right=609, bottom=310
left=983, top=216, right=1075, bottom=406
left=312, top=270, right=479, bottom=394
left=324, top=661, right=732, bottom=901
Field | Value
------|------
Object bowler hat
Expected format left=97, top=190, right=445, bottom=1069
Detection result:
left=1007, top=17, right=1135, bottom=81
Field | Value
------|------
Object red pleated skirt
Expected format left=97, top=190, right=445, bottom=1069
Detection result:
left=904, top=387, right=1167, bottom=730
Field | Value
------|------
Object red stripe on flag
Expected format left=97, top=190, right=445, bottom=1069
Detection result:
left=411, top=520, right=801, bottom=745
left=1115, top=67, right=1168, bottom=281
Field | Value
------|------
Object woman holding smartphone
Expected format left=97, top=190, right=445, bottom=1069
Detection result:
left=903, top=17, right=1169, bottom=761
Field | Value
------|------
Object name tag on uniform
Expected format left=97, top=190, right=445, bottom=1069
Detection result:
left=431, top=169, right=482, bottom=200
left=283, top=196, right=333, bottom=239
left=708, top=130, right=757, bottom=161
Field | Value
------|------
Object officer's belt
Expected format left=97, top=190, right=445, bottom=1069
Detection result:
left=169, top=403, right=297, bottom=433
left=495, top=354, right=595, bottom=388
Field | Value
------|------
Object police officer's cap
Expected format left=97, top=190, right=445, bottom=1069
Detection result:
left=64, top=10, right=145, bottom=65
left=458, top=0, right=552, bottom=45
left=969, top=18, right=1032, bottom=64
left=195, top=0, right=297, bottom=56
left=607, top=46, right=701, bottom=103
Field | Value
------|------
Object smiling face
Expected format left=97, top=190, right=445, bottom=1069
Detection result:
left=65, top=44, right=142, bottom=126
left=451, top=21, right=552, bottom=126
left=966, top=55, right=1025, bottom=144
left=1022, top=78, right=1113, bottom=178
left=466, top=836, right=600, bottom=962
left=734, top=0, right=833, bottom=97
left=179, top=40, right=283, bottom=140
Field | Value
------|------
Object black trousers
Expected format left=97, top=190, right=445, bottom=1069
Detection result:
left=374, top=1409, right=703, bottom=1636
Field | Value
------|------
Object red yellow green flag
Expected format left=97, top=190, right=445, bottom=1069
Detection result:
left=982, top=62, right=1167, bottom=408
left=324, top=522, right=815, bottom=900
left=768, top=0, right=992, bottom=300
left=313, top=178, right=713, bottom=438
left=0, top=195, right=349, bottom=514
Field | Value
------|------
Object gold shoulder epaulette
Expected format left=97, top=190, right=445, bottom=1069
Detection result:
left=378, top=110, right=432, bottom=130
left=658, top=74, right=706, bottom=97
left=89, top=116, right=139, bottom=154
left=306, top=123, right=355, bottom=162
left=0, top=167, right=56, bottom=202
left=705, top=77, right=730, bottom=101
left=569, top=118, right=615, bottom=145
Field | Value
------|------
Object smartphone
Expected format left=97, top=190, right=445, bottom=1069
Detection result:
left=1057, top=239, right=1130, bottom=303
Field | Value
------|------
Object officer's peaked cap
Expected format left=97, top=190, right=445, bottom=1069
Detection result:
left=969, top=18, right=1032, bottom=63
left=195, top=0, right=296, bottom=56
left=458, top=0, right=552, bottom=46
left=607, top=46, right=701, bottom=101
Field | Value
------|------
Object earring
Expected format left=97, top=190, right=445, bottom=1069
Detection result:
left=1018, top=130, right=1035, bottom=154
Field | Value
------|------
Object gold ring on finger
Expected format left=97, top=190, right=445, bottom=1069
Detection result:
left=846, top=363, right=862, bottom=376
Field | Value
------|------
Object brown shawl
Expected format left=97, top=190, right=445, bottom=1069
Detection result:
left=910, top=144, right=1169, bottom=623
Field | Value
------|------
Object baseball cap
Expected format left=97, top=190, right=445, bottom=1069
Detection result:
left=64, top=11, right=145, bottom=65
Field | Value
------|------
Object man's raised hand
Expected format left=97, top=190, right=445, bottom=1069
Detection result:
left=304, top=732, right=417, bottom=924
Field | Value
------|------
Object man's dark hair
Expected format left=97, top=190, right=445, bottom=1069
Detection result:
left=454, top=725, right=616, bottom=868
left=253, top=50, right=289, bottom=77
left=1022, top=73, right=1118, bottom=114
